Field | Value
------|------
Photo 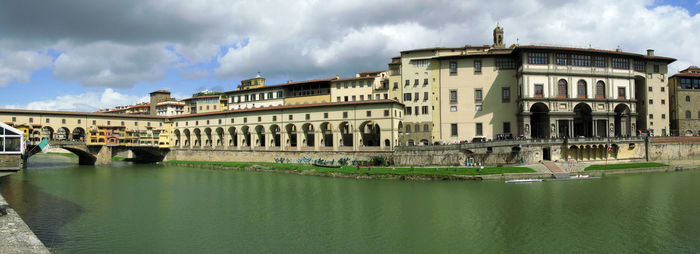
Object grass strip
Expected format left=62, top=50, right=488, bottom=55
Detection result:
left=584, top=162, right=667, bottom=171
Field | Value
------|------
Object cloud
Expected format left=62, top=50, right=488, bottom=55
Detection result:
left=1, top=88, right=147, bottom=112
left=0, top=0, right=699, bottom=89
left=0, top=49, right=52, bottom=87
left=52, top=41, right=177, bottom=88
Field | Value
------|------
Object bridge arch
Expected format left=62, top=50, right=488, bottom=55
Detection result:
left=41, top=126, right=54, bottom=141
left=56, top=127, right=70, bottom=141
left=71, top=127, right=85, bottom=142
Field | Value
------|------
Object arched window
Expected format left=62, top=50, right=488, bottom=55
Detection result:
left=577, top=80, right=587, bottom=98
left=558, top=79, right=568, bottom=98
left=406, top=125, right=411, bottom=133
left=686, top=111, right=692, bottom=119
left=686, top=96, right=691, bottom=102
left=596, top=81, right=606, bottom=98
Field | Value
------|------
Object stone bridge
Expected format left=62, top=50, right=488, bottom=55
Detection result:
left=24, top=141, right=170, bottom=166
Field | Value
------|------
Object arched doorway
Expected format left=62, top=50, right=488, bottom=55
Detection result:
left=56, top=127, right=70, bottom=141
left=240, top=126, right=251, bottom=147
left=255, top=125, right=265, bottom=147
left=204, top=128, right=212, bottom=147
left=359, top=121, right=380, bottom=146
left=41, top=126, right=54, bottom=141
left=614, top=104, right=631, bottom=137
left=193, top=128, right=202, bottom=147
left=339, top=122, right=352, bottom=147
left=215, top=127, right=224, bottom=147
left=183, top=129, right=191, bottom=147
left=174, top=129, right=181, bottom=147
left=530, top=103, right=550, bottom=138
left=302, top=123, right=314, bottom=147
left=71, top=127, right=85, bottom=141
left=228, top=127, right=237, bottom=147
left=286, top=124, right=297, bottom=147
left=573, top=103, right=593, bottom=137
left=269, top=125, right=281, bottom=147
left=320, top=122, right=333, bottom=147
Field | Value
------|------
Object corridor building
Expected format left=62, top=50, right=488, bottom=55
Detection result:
left=669, top=66, right=700, bottom=136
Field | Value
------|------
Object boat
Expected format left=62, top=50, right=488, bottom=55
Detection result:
left=312, top=163, right=341, bottom=168
left=505, top=178, right=543, bottom=183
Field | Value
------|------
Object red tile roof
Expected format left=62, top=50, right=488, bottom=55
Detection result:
left=149, top=90, right=171, bottom=94
left=514, top=45, right=676, bottom=62
left=223, top=77, right=338, bottom=94
left=182, top=95, right=221, bottom=101
left=671, top=72, right=700, bottom=78
left=332, top=76, right=375, bottom=82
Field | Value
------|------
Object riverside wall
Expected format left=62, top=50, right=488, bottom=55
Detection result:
left=0, top=193, right=50, bottom=254
left=164, top=138, right=700, bottom=166
left=166, top=149, right=392, bottom=163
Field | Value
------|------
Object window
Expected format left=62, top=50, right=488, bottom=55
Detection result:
left=528, top=52, right=548, bottom=64
left=135, top=122, right=139, bottom=126
left=366, top=111, right=371, bottom=117
left=686, top=111, right=691, bottom=119
left=393, top=82, right=398, bottom=89
left=243, top=118, right=247, bottom=123
left=423, top=78, right=428, bottom=86
left=662, top=114, right=666, bottom=119
left=411, top=60, right=428, bottom=67
left=352, top=95, right=356, bottom=101
left=474, top=89, right=483, bottom=101
left=360, top=95, right=364, bottom=101
left=414, top=92, right=419, bottom=101
left=92, top=120, right=96, bottom=125
left=289, top=115, right=293, bottom=120
left=558, top=79, right=568, bottom=98
left=653, top=64, right=660, bottom=73
left=305, top=114, right=310, bottom=120
left=612, top=58, right=629, bottom=69
left=649, top=114, right=654, bottom=119
left=344, top=96, right=348, bottom=102
left=686, top=96, right=691, bottom=102
left=336, top=84, right=341, bottom=89
left=576, top=80, right=587, bottom=98
left=593, top=56, right=606, bottom=67
left=405, top=107, right=412, bottom=115
left=62, top=119, right=66, bottom=124
left=633, top=61, right=645, bottom=72
left=424, top=92, right=429, bottom=101
left=121, top=121, right=124, bottom=126
left=77, top=119, right=81, bottom=124
left=502, top=87, right=510, bottom=102
left=450, top=106, right=457, bottom=112
left=384, top=110, right=389, bottom=117
left=415, top=124, right=420, bottom=132
left=406, top=125, right=411, bottom=133
left=535, top=84, right=544, bottom=98
left=476, top=123, right=483, bottom=136
left=661, top=87, right=665, bottom=92
left=495, top=58, right=515, bottom=69
left=404, top=93, right=412, bottom=101
left=231, top=118, right=234, bottom=123
left=414, top=106, right=419, bottom=115
left=698, top=111, right=700, bottom=119
left=475, top=105, right=483, bottom=111
left=449, top=61, right=458, bottom=74
left=596, top=81, right=606, bottom=98
left=414, top=79, right=419, bottom=86
left=571, top=55, right=591, bottom=66
left=405, top=80, right=410, bottom=86
left=46, top=118, right=49, bottom=123
left=694, top=79, right=700, bottom=89
left=29, top=118, right=33, bottom=123
left=107, top=121, right=111, bottom=125
left=474, top=60, right=482, bottom=73
left=618, top=87, right=626, bottom=99
left=337, top=96, right=341, bottom=102
left=343, top=112, right=348, bottom=118
left=649, top=99, right=653, bottom=104
left=422, top=106, right=428, bottom=114
left=648, top=87, right=652, bottom=92
left=503, top=122, right=511, bottom=133
left=451, top=124, right=458, bottom=136
left=424, top=124, right=430, bottom=132
left=351, top=82, right=356, bottom=88
left=556, top=53, right=568, bottom=65
left=661, top=99, right=665, bottom=104
left=449, top=90, right=457, bottom=103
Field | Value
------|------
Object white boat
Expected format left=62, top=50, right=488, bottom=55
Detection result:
left=505, top=178, right=543, bottom=183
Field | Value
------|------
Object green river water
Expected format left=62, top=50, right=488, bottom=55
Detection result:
left=1, top=154, right=699, bottom=253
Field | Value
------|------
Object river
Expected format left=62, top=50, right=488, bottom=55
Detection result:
left=1, top=154, right=699, bottom=253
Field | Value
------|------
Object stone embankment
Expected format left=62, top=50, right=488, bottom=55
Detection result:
left=0, top=194, right=50, bottom=254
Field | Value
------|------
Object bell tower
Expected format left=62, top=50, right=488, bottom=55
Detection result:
left=493, top=23, right=504, bottom=48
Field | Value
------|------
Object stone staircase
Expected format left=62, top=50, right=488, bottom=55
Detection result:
left=542, top=161, right=570, bottom=179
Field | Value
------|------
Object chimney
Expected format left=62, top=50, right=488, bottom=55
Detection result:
left=647, top=49, right=654, bottom=56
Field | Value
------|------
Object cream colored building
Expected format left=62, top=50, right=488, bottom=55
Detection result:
left=183, top=95, right=223, bottom=114
left=669, top=66, right=700, bottom=136
left=156, top=101, right=185, bottom=116
left=330, top=71, right=389, bottom=103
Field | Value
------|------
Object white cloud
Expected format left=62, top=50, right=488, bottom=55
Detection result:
left=0, top=0, right=700, bottom=89
left=0, top=49, right=52, bottom=87
left=1, top=89, right=147, bottom=112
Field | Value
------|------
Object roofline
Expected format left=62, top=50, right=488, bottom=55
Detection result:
left=0, top=109, right=167, bottom=119
left=169, top=99, right=404, bottom=119
left=223, top=77, right=338, bottom=94
left=513, top=45, right=676, bottom=63
left=670, top=73, right=700, bottom=78
left=182, top=95, right=221, bottom=101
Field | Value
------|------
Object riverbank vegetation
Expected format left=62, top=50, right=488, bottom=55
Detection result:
left=164, top=160, right=535, bottom=178
left=584, top=162, right=667, bottom=171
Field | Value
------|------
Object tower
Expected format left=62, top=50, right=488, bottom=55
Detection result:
left=493, top=23, right=504, bottom=48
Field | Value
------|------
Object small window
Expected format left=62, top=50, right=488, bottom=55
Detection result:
left=121, top=121, right=124, bottom=126
left=289, top=115, right=293, bottom=120
left=474, top=89, right=483, bottom=101
left=474, top=60, right=482, bottom=73
left=686, top=96, right=691, bottom=102
left=324, top=112, right=328, bottom=119
left=618, top=87, right=626, bottom=99
left=450, top=106, right=457, bottom=112
left=649, top=99, right=653, bottom=104
left=528, top=52, right=549, bottom=64
left=29, top=118, right=33, bottom=123
left=475, top=105, right=483, bottom=111
left=92, top=120, right=96, bottom=125
left=449, top=61, right=457, bottom=74
left=366, top=111, right=371, bottom=117
left=414, top=92, right=419, bottom=101
left=662, top=114, right=666, bottom=119
left=343, top=112, right=348, bottom=118
left=686, top=111, right=691, bottom=119
left=46, top=118, right=50, bottom=123
left=476, top=123, right=483, bottom=136
left=649, top=114, right=654, bottom=119
left=449, top=90, right=457, bottom=103
left=648, top=87, right=652, bottom=92
left=503, top=122, right=511, bottom=133
left=535, top=84, right=544, bottom=98
left=414, top=79, right=419, bottom=86
left=661, top=99, right=665, bottom=104
left=243, top=117, right=247, bottom=123
left=423, top=78, right=428, bottom=86
left=107, top=121, right=111, bottom=125
left=502, top=87, right=510, bottom=102
left=273, top=116, right=277, bottom=121
left=384, top=110, right=389, bottom=116
left=661, top=87, right=665, bottom=92
left=653, top=64, right=660, bottom=73
left=257, top=117, right=261, bottom=122
left=451, top=123, right=458, bottom=136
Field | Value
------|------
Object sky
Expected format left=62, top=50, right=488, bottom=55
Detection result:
left=0, top=0, right=699, bottom=112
